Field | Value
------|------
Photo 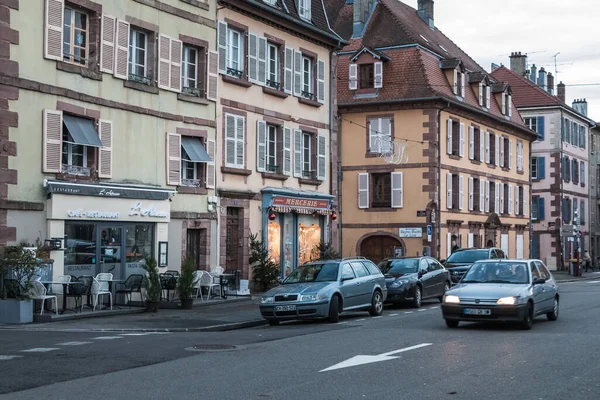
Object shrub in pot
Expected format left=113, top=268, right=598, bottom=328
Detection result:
left=177, top=258, right=196, bottom=310
left=249, top=232, right=280, bottom=293
left=142, top=256, right=161, bottom=312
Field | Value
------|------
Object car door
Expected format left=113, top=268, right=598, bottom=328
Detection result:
left=529, top=262, right=545, bottom=313
left=339, top=263, right=360, bottom=309
left=534, top=260, right=556, bottom=311
left=350, top=261, right=372, bottom=306
left=418, top=258, right=434, bottom=298
left=427, top=257, right=446, bottom=296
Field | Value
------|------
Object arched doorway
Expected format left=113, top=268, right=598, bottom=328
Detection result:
left=358, top=234, right=404, bottom=264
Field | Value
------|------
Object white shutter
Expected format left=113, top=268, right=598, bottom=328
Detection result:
left=42, top=110, right=63, bottom=173
left=478, top=82, right=483, bottom=105
left=518, top=142, right=523, bottom=171
left=486, top=85, right=491, bottom=108
left=508, top=95, right=513, bottom=117
left=468, top=177, right=474, bottom=211
left=461, top=72, right=466, bottom=96
left=349, top=63, right=358, bottom=90
left=479, top=129, right=484, bottom=162
left=113, top=19, right=130, bottom=80
left=99, top=14, right=116, bottom=73
left=44, top=0, right=64, bottom=61
left=515, top=186, right=520, bottom=216
left=494, top=135, right=500, bottom=166
left=453, top=69, right=458, bottom=94
left=158, top=34, right=171, bottom=90
left=446, top=173, right=453, bottom=209
left=508, top=139, right=513, bottom=169
left=170, top=39, right=182, bottom=92
left=516, top=235, right=524, bottom=259
left=494, top=182, right=500, bottom=212
left=166, top=133, right=181, bottom=186
left=485, top=181, right=490, bottom=212
left=501, top=234, right=509, bottom=255
left=217, top=21, right=228, bottom=74
left=247, top=33, right=258, bottom=83
left=256, top=120, right=267, bottom=172
left=508, top=184, right=513, bottom=215
left=374, top=61, right=383, bottom=88
left=391, top=172, right=403, bottom=208
left=500, top=137, right=505, bottom=167
left=205, top=139, right=216, bottom=189
left=485, top=133, right=490, bottom=163
left=499, top=183, right=504, bottom=214
left=502, top=92, right=506, bottom=114
left=468, top=126, right=475, bottom=160
left=293, top=129, right=302, bottom=177
left=225, top=114, right=236, bottom=166
left=523, top=186, right=528, bottom=216
left=293, top=50, right=302, bottom=96
left=447, top=232, right=452, bottom=258
left=446, top=119, right=453, bottom=155
left=283, top=127, right=292, bottom=176
left=235, top=116, right=245, bottom=167
left=317, top=134, right=326, bottom=180
left=284, top=47, right=293, bottom=94
left=369, top=118, right=380, bottom=153
left=317, top=59, right=325, bottom=104
left=459, top=175, right=464, bottom=210
left=257, top=36, right=267, bottom=86
left=479, top=179, right=485, bottom=212
left=206, top=51, right=219, bottom=102
left=459, top=123, right=465, bottom=157
left=98, top=120, right=113, bottom=179
left=468, top=233, right=474, bottom=248
left=358, top=173, right=369, bottom=209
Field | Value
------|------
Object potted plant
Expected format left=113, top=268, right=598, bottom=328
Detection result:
left=142, top=256, right=161, bottom=312
left=177, top=258, right=196, bottom=310
left=249, top=232, right=280, bottom=293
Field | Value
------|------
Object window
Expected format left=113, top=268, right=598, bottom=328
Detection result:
left=447, top=119, right=460, bottom=156
left=63, top=7, right=88, bottom=65
left=581, top=200, right=586, bottom=224
left=181, top=147, right=206, bottom=188
left=266, top=124, right=278, bottom=173
left=298, top=0, right=312, bottom=21
left=302, top=56, right=313, bottom=98
left=266, top=43, right=280, bottom=89
left=62, top=128, right=88, bottom=175
left=186, top=229, right=206, bottom=270
left=516, top=140, right=524, bottom=172
left=531, top=157, right=538, bottom=179
left=181, top=45, right=202, bottom=96
left=225, top=113, right=245, bottom=168
left=368, top=117, right=392, bottom=154
left=473, top=178, right=481, bottom=211
left=59, top=114, right=106, bottom=176
left=372, top=173, right=391, bottom=208
left=489, top=180, right=496, bottom=213
left=446, top=173, right=462, bottom=210
left=302, top=132, right=312, bottom=177
left=524, top=117, right=537, bottom=133
left=227, top=29, right=244, bottom=77
left=487, top=132, right=496, bottom=165
left=573, top=159, right=579, bottom=184
left=360, top=64, right=374, bottom=89
left=128, top=29, right=148, bottom=82
left=503, top=137, right=510, bottom=167
left=531, top=196, right=539, bottom=220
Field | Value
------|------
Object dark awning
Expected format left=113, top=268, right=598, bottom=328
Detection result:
left=181, top=136, right=211, bottom=162
left=63, top=114, right=104, bottom=147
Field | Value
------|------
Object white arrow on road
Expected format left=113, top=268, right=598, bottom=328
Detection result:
left=319, top=343, right=433, bottom=372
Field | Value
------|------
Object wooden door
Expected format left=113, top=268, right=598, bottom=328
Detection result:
left=225, top=208, right=241, bottom=271
left=360, top=235, right=403, bottom=264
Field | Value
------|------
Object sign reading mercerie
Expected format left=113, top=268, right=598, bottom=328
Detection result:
left=273, top=196, right=329, bottom=209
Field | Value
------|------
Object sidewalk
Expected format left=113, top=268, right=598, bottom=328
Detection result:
left=553, top=270, right=600, bottom=282
left=0, top=297, right=266, bottom=333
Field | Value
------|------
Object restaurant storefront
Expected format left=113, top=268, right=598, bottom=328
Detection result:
left=261, top=188, right=334, bottom=279
left=44, top=180, right=175, bottom=281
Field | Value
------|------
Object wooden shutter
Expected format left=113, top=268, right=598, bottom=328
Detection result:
left=217, top=21, right=228, bottom=74
left=170, top=39, right=182, bottom=92
left=206, top=51, right=219, bottom=101
left=317, top=134, right=326, bottom=180
left=391, top=172, right=403, bottom=208
left=538, top=197, right=545, bottom=221
left=293, top=50, right=302, bottom=96
left=501, top=92, right=506, bottom=114
left=446, top=119, right=452, bottom=155
left=358, top=173, right=369, bottom=209
left=479, top=179, right=485, bottom=212
left=468, top=177, right=474, bottom=211
left=293, top=129, right=302, bottom=177
left=349, top=63, right=357, bottom=90
left=500, top=234, right=509, bottom=255
left=44, top=0, right=64, bottom=61
left=100, top=14, right=116, bottom=73
left=446, top=173, right=453, bottom=209
left=205, top=139, right=216, bottom=189
left=257, top=36, right=267, bottom=86
left=494, top=135, right=499, bottom=166
left=508, top=139, right=513, bottom=169
left=317, top=59, right=325, bottom=104
left=256, top=120, right=267, bottom=172
left=580, top=161, right=585, bottom=185
left=369, top=118, right=380, bottom=152
left=485, top=181, right=490, bottom=212
left=98, top=120, right=113, bottom=178
left=523, top=186, right=528, bottom=217
left=42, top=110, right=63, bottom=173
left=508, top=184, right=513, bottom=214
left=479, top=129, right=484, bottom=162
left=485, top=133, right=490, bottom=163
left=284, top=47, right=293, bottom=94
left=516, top=235, right=524, bottom=259
left=468, top=233, right=474, bottom=248
left=478, top=82, right=483, bottom=105
left=458, top=175, right=464, bottom=210
left=225, top=114, right=236, bottom=166
left=166, top=133, right=181, bottom=186
left=374, top=61, right=383, bottom=89
left=113, top=19, right=130, bottom=80
left=468, top=126, right=474, bottom=160
left=499, top=183, right=504, bottom=214
left=248, top=33, right=258, bottom=83
left=452, top=69, right=458, bottom=94
left=461, top=71, right=465, bottom=96
left=485, top=85, right=491, bottom=108
left=515, top=186, right=520, bottom=215
left=538, top=156, right=546, bottom=179
left=499, top=137, right=505, bottom=167
left=508, top=95, right=513, bottom=117
left=158, top=34, right=171, bottom=90
left=459, top=123, right=465, bottom=157
left=283, top=127, right=292, bottom=176
left=447, top=232, right=452, bottom=258
left=235, top=115, right=245, bottom=167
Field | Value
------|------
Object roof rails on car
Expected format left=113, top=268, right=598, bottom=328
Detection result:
left=341, top=256, right=367, bottom=260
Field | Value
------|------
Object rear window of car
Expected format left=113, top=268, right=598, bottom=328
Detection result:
left=363, top=261, right=382, bottom=276
left=446, top=250, right=490, bottom=263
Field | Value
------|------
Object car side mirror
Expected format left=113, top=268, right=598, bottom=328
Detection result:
left=440, top=259, right=446, bottom=264
left=418, top=270, right=425, bottom=278
left=533, top=278, right=546, bottom=285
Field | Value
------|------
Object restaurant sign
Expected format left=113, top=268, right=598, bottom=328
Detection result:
left=67, top=202, right=168, bottom=220
left=46, top=180, right=175, bottom=200
left=272, top=196, right=330, bottom=210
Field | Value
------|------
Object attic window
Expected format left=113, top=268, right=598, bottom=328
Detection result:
left=298, top=0, right=311, bottom=21
left=419, top=35, right=429, bottom=43
left=439, top=44, right=448, bottom=53
left=264, top=0, right=277, bottom=5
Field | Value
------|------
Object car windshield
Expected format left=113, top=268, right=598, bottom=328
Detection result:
left=461, top=262, right=530, bottom=284
left=378, top=259, right=419, bottom=275
left=283, top=263, right=339, bottom=283
left=446, top=250, right=489, bottom=263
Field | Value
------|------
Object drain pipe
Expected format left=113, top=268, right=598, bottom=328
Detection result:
left=437, top=103, right=450, bottom=259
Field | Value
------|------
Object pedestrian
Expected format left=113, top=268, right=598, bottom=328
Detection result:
left=451, top=238, right=460, bottom=254
left=583, top=250, right=595, bottom=272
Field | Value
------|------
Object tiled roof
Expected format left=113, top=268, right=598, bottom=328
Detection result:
left=440, top=58, right=462, bottom=70
left=468, top=72, right=487, bottom=84
left=490, top=66, right=566, bottom=108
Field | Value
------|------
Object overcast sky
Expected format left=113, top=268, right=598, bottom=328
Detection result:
left=403, top=0, right=600, bottom=122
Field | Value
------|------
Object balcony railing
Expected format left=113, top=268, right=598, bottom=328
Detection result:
left=62, top=164, right=90, bottom=177
left=226, top=68, right=243, bottom=79
left=182, top=87, right=205, bottom=97
left=181, top=178, right=205, bottom=188
left=128, top=73, right=152, bottom=85
left=266, top=164, right=280, bottom=174
left=302, top=170, right=316, bottom=179
left=266, top=80, right=280, bottom=90
left=301, top=90, right=314, bottom=100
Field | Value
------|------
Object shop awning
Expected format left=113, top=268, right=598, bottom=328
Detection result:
left=63, top=114, right=104, bottom=148
left=181, top=137, right=211, bottom=162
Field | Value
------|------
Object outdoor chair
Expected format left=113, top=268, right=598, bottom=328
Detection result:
left=199, top=270, right=221, bottom=300
left=211, top=266, right=224, bottom=275
left=64, top=276, right=91, bottom=312
left=165, top=270, right=180, bottom=277
left=96, top=273, right=113, bottom=282
left=29, top=281, right=58, bottom=316
left=192, top=271, right=202, bottom=300
left=91, top=277, right=112, bottom=311
left=115, top=274, right=144, bottom=306
left=224, top=269, right=241, bottom=298
left=159, top=273, right=178, bottom=302
left=50, top=275, right=71, bottom=295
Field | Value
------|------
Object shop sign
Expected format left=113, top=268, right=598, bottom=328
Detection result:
left=47, top=181, right=174, bottom=200
left=399, top=228, right=423, bottom=238
left=129, top=202, right=168, bottom=218
left=66, top=202, right=168, bottom=219
left=272, top=196, right=330, bottom=209
left=67, top=209, right=120, bottom=219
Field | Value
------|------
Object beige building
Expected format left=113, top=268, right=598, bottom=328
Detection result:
left=1, top=0, right=218, bottom=280
left=215, top=0, right=344, bottom=283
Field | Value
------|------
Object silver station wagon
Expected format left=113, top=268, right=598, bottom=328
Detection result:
left=259, top=258, right=388, bottom=325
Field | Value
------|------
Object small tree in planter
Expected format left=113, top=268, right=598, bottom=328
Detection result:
left=177, top=258, right=196, bottom=309
left=250, top=232, right=280, bottom=293
left=310, top=241, right=342, bottom=261
left=142, top=256, right=161, bottom=312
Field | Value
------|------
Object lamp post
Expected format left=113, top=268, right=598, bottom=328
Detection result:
left=574, top=209, right=581, bottom=276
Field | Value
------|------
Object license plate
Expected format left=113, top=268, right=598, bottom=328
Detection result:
left=464, top=308, right=491, bottom=315
left=275, top=305, right=296, bottom=312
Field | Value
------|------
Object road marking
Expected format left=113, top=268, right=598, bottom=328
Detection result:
left=417, top=309, right=427, bottom=312
left=21, top=348, right=59, bottom=353
left=56, top=341, right=91, bottom=346
left=356, top=318, right=366, bottom=321
left=373, top=316, right=382, bottom=319
left=429, top=306, right=439, bottom=309
left=0, top=355, right=23, bottom=360
left=320, top=343, right=433, bottom=372
left=339, top=321, right=349, bottom=324
left=404, top=311, right=414, bottom=314
left=121, top=333, right=153, bottom=336
left=92, top=336, right=123, bottom=340
left=389, top=313, right=399, bottom=316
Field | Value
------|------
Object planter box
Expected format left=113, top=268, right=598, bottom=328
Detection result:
left=0, top=299, right=33, bottom=324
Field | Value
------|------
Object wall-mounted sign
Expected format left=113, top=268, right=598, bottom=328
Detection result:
left=416, top=210, right=427, bottom=217
left=67, top=210, right=120, bottom=219
left=399, top=228, right=423, bottom=238
left=272, top=196, right=330, bottom=210
left=46, top=180, right=174, bottom=200
left=129, top=202, right=168, bottom=218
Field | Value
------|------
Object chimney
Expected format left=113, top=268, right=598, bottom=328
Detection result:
left=573, top=99, right=588, bottom=116
left=509, top=52, right=527, bottom=77
left=352, top=0, right=374, bottom=38
left=538, top=67, right=547, bottom=91
left=417, top=0, right=434, bottom=28
left=529, top=64, right=537, bottom=85
left=546, top=73, right=554, bottom=95
left=557, top=81, right=566, bottom=103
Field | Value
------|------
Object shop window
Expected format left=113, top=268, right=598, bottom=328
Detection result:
left=64, top=223, right=97, bottom=266
left=298, top=215, right=321, bottom=266
left=267, top=221, right=281, bottom=265
left=125, top=224, right=153, bottom=263
left=282, top=213, right=294, bottom=278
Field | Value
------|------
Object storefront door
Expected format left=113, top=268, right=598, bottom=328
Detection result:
left=98, top=225, right=125, bottom=280
left=226, top=208, right=242, bottom=272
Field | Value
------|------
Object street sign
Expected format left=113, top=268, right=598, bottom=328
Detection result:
left=320, top=343, right=432, bottom=372
left=427, top=225, right=432, bottom=242
left=561, top=225, right=574, bottom=234
left=399, top=228, right=423, bottom=238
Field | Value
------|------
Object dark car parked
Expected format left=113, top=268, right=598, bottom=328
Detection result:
left=378, top=257, right=452, bottom=308
left=441, top=248, right=507, bottom=284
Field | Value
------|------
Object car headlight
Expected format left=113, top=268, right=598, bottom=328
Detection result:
left=444, top=295, right=460, bottom=303
left=390, top=280, right=406, bottom=288
left=261, top=297, right=274, bottom=304
left=299, top=294, right=326, bottom=302
left=496, top=296, right=518, bottom=305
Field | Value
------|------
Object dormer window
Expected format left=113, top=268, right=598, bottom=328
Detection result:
left=298, top=0, right=311, bottom=21
left=263, top=0, right=277, bottom=5
left=454, top=69, right=465, bottom=97
left=501, top=91, right=512, bottom=117
left=349, top=61, right=383, bottom=90
left=360, top=64, right=374, bottom=89
left=478, top=82, right=491, bottom=108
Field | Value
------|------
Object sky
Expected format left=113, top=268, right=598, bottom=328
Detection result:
left=403, top=0, right=600, bottom=122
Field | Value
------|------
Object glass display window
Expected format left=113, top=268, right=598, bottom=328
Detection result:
left=267, top=220, right=281, bottom=265
left=298, top=214, right=322, bottom=266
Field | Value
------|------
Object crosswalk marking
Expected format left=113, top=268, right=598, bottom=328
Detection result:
left=92, top=336, right=123, bottom=340
left=389, top=313, right=399, bottom=316
left=21, top=348, right=58, bottom=353
left=417, top=308, right=427, bottom=312
left=121, top=333, right=153, bottom=336
left=56, top=341, right=91, bottom=346
left=356, top=318, right=366, bottom=321
left=404, top=311, right=414, bottom=314
left=0, top=355, right=23, bottom=360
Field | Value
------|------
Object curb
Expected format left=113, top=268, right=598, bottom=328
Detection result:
left=556, top=276, right=600, bottom=283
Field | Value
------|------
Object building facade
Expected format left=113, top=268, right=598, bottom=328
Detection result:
left=492, top=57, right=596, bottom=270
left=214, top=0, right=343, bottom=282
left=1, top=0, right=219, bottom=280
left=328, top=0, right=535, bottom=262
left=589, top=126, right=600, bottom=259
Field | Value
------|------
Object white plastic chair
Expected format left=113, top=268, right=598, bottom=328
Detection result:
left=51, top=275, right=71, bottom=295
left=91, top=277, right=112, bottom=311
left=211, top=266, right=224, bottom=275
left=29, top=281, right=58, bottom=316
left=192, top=271, right=202, bottom=300
left=199, top=271, right=221, bottom=300
left=96, top=273, right=113, bottom=282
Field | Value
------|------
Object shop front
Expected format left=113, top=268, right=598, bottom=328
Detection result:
left=44, top=180, right=175, bottom=281
left=261, top=188, right=334, bottom=279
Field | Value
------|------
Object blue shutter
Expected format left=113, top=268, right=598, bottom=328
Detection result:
left=562, top=198, right=567, bottom=222
left=537, top=156, right=545, bottom=179
left=581, top=200, right=585, bottom=224
left=561, top=118, right=565, bottom=141
left=532, top=235, right=540, bottom=259
left=571, top=159, right=575, bottom=182
left=538, top=197, right=545, bottom=221
left=581, top=126, right=586, bottom=149
left=537, top=116, right=545, bottom=140
left=573, top=123, right=579, bottom=147
left=562, top=157, right=566, bottom=180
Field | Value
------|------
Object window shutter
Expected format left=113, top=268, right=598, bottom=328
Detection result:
left=501, top=234, right=509, bottom=255
left=257, top=36, right=267, bottom=86
left=44, top=0, right=64, bottom=61
left=284, top=47, right=293, bottom=94
left=98, top=120, right=113, bottom=178
left=205, top=139, right=216, bottom=189
left=225, top=114, right=236, bottom=166
left=446, top=119, right=453, bottom=155
left=468, top=233, right=474, bottom=248
left=170, top=39, right=182, bottom=92
left=468, top=126, right=475, bottom=160
left=508, top=95, right=512, bottom=117
left=494, top=135, right=499, bottom=166
left=500, top=137, right=505, bottom=167
left=166, top=133, right=181, bottom=186
left=561, top=117, right=566, bottom=141
left=374, top=62, right=383, bottom=89
left=235, top=116, right=245, bottom=167
left=317, top=59, right=325, bottom=104
left=293, top=50, right=302, bottom=96
left=217, top=21, right=228, bottom=74
left=206, top=51, right=219, bottom=101
left=508, top=139, right=513, bottom=169
left=452, top=69, right=458, bottom=94
left=537, top=116, right=545, bottom=140
left=447, top=232, right=452, bottom=258
left=479, top=179, right=485, bottom=212
left=494, top=182, right=500, bottom=213
left=461, top=72, right=466, bottom=96
left=42, top=109, right=63, bottom=173
left=99, top=14, right=116, bottom=73
left=516, top=235, right=524, bottom=259
left=485, top=132, right=490, bottom=163
left=358, top=173, right=369, bottom=209
left=538, top=197, right=545, bottom=221
left=317, top=134, right=326, bottom=180
left=113, top=19, right=130, bottom=80
left=562, top=198, right=567, bottom=222
left=247, top=33, right=258, bottom=83
left=458, top=175, right=464, bottom=210
left=538, top=157, right=546, bottom=179
left=581, top=162, right=585, bottom=185
left=158, top=34, right=172, bottom=90
left=479, top=129, right=484, bottom=162
left=293, top=129, right=302, bottom=177
left=508, top=184, right=513, bottom=214
left=581, top=200, right=585, bottom=223
left=283, top=127, right=292, bottom=176
left=515, top=186, right=520, bottom=216
left=523, top=186, right=528, bottom=217
left=468, top=176, right=474, bottom=211
left=485, top=181, right=490, bottom=212
left=501, top=92, right=506, bottom=114
left=561, top=156, right=566, bottom=180
left=459, top=123, right=465, bottom=157
left=349, top=63, right=358, bottom=90
left=478, top=82, right=483, bottom=105
left=256, top=120, right=267, bottom=172
left=368, top=119, right=380, bottom=153
left=486, top=85, right=491, bottom=108
left=499, top=183, right=504, bottom=214
left=446, top=173, right=453, bottom=209
left=581, top=125, right=586, bottom=149
left=391, top=172, right=403, bottom=208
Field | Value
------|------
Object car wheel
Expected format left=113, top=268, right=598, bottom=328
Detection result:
left=328, top=295, right=340, bottom=323
left=438, top=282, right=450, bottom=303
left=369, top=291, right=384, bottom=316
left=268, top=320, right=279, bottom=326
left=546, top=297, right=559, bottom=321
left=520, top=303, right=534, bottom=330
left=411, top=286, right=422, bottom=308
left=445, top=319, right=459, bottom=328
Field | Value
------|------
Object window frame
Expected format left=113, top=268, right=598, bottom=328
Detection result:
left=128, top=28, right=149, bottom=80
left=531, top=156, right=538, bottom=179
left=181, top=45, right=199, bottom=91
left=359, top=63, right=375, bottom=89
left=298, top=0, right=311, bottom=21
left=302, top=132, right=312, bottom=175
left=266, top=42, right=280, bottom=88
left=180, top=140, right=206, bottom=188
left=226, top=28, right=244, bottom=76
left=63, top=6, right=89, bottom=66
left=371, top=173, right=392, bottom=208
left=266, top=124, right=278, bottom=173
left=301, top=56, right=314, bottom=98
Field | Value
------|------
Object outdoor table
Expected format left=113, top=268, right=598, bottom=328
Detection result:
left=214, top=274, right=235, bottom=299
left=39, top=281, right=83, bottom=314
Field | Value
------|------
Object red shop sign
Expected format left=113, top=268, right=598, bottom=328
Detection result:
left=272, top=196, right=330, bottom=209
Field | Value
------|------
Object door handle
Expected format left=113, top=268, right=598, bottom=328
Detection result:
left=356, top=282, right=360, bottom=286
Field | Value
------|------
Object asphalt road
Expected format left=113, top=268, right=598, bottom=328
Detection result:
left=2, top=280, right=600, bottom=400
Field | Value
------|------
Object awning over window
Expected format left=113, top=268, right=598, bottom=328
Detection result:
left=63, top=114, right=104, bottom=147
left=181, top=136, right=211, bottom=162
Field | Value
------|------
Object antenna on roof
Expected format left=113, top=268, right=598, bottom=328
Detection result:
left=552, top=52, right=560, bottom=83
